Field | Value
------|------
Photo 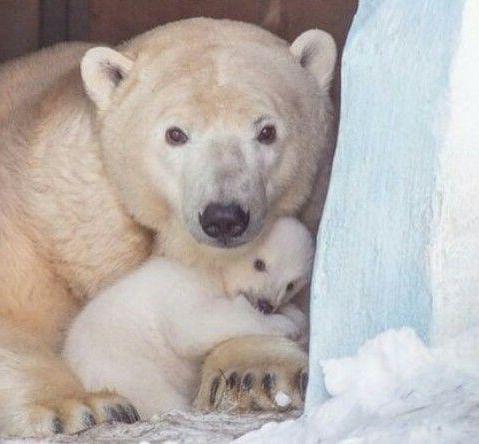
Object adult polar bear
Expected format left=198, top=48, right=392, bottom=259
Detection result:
left=0, top=18, right=336, bottom=437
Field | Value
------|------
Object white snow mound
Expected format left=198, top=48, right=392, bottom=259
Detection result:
left=236, top=326, right=479, bottom=444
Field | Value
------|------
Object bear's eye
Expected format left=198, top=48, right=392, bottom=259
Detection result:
left=254, top=259, right=266, bottom=272
left=165, top=127, right=188, bottom=145
left=286, top=281, right=294, bottom=292
left=257, top=125, right=276, bottom=144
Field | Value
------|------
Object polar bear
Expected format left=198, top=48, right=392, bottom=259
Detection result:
left=63, top=217, right=313, bottom=418
left=0, top=18, right=336, bottom=436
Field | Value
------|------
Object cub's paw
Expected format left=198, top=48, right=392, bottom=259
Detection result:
left=194, top=335, right=308, bottom=412
left=4, top=391, right=139, bottom=437
left=277, top=303, right=309, bottom=345
left=267, top=314, right=304, bottom=342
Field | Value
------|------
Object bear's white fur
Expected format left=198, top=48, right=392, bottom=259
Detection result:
left=64, top=218, right=313, bottom=418
left=0, top=18, right=336, bottom=436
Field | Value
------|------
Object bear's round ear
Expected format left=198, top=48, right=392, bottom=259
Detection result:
left=81, top=47, right=133, bottom=110
left=290, top=29, right=337, bottom=93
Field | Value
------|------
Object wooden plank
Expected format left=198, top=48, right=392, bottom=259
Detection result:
left=86, top=0, right=357, bottom=45
left=88, top=0, right=183, bottom=44
left=283, top=0, right=356, bottom=48
left=67, top=0, right=90, bottom=41
left=39, top=0, right=68, bottom=47
left=0, top=0, right=40, bottom=62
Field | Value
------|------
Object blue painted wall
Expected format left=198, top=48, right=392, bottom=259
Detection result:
left=307, top=0, right=464, bottom=407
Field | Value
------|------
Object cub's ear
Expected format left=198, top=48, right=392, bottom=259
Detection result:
left=290, top=29, right=337, bottom=93
left=81, top=47, right=133, bottom=110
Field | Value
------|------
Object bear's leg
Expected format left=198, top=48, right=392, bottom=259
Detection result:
left=0, top=223, right=140, bottom=436
left=0, top=318, right=139, bottom=437
left=194, top=336, right=308, bottom=412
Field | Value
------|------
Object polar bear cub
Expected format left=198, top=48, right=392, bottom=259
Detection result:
left=63, top=217, right=314, bottom=418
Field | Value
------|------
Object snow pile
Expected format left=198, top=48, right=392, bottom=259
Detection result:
left=236, top=327, right=479, bottom=444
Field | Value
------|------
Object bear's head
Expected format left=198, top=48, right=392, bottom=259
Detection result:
left=222, top=217, right=314, bottom=314
left=81, top=18, right=336, bottom=252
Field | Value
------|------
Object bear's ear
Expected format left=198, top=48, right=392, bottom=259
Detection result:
left=290, top=29, right=337, bottom=93
left=81, top=47, right=133, bottom=110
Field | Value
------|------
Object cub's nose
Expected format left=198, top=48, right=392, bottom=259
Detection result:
left=199, top=203, right=250, bottom=241
left=257, top=299, right=274, bottom=314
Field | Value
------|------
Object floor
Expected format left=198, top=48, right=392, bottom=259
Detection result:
left=12, top=411, right=299, bottom=443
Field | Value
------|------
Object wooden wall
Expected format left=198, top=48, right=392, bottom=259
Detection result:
left=0, top=0, right=357, bottom=106
left=0, top=0, right=40, bottom=62
left=83, top=0, right=357, bottom=50
left=0, top=0, right=357, bottom=61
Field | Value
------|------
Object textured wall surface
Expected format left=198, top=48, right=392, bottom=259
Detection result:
left=307, top=0, right=467, bottom=407
left=431, top=0, right=479, bottom=345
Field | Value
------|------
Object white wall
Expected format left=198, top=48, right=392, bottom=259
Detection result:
left=307, top=0, right=474, bottom=408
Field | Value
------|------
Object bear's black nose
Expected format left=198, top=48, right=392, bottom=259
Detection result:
left=199, top=203, right=249, bottom=241
left=257, top=299, right=274, bottom=314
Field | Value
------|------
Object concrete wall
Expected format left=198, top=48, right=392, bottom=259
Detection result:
left=307, top=0, right=477, bottom=408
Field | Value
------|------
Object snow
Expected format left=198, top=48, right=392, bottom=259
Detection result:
left=274, top=392, right=292, bottom=408
left=236, top=327, right=479, bottom=443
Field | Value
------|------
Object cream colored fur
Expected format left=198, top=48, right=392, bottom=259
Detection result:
left=0, top=18, right=335, bottom=437
left=63, top=217, right=312, bottom=418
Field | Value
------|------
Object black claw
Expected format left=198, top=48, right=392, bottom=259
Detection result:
left=209, top=376, right=221, bottom=406
left=116, top=405, right=135, bottom=424
left=82, top=412, right=96, bottom=428
left=227, top=372, right=239, bottom=390
left=106, top=405, right=122, bottom=423
left=125, top=404, right=141, bottom=422
left=262, top=373, right=276, bottom=396
left=52, top=417, right=64, bottom=434
left=107, top=404, right=139, bottom=424
left=301, top=373, right=308, bottom=392
left=241, top=373, right=254, bottom=391
left=299, top=371, right=309, bottom=401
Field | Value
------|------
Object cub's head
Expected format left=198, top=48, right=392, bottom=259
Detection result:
left=223, top=217, right=314, bottom=313
left=81, top=18, right=336, bottom=250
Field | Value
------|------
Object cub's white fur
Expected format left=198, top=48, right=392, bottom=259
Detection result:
left=64, top=218, right=313, bottom=418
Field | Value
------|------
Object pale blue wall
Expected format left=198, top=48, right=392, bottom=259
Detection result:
left=307, top=0, right=464, bottom=407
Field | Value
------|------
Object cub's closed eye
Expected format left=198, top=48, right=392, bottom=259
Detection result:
left=254, top=259, right=266, bottom=272
left=165, top=127, right=188, bottom=145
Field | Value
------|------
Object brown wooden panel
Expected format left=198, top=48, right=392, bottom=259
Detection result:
left=0, top=0, right=40, bottom=62
left=87, top=0, right=357, bottom=46
left=67, top=0, right=90, bottom=41
left=39, top=0, right=68, bottom=46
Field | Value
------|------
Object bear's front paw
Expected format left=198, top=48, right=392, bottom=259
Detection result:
left=193, top=335, right=308, bottom=413
left=3, top=391, right=139, bottom=437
